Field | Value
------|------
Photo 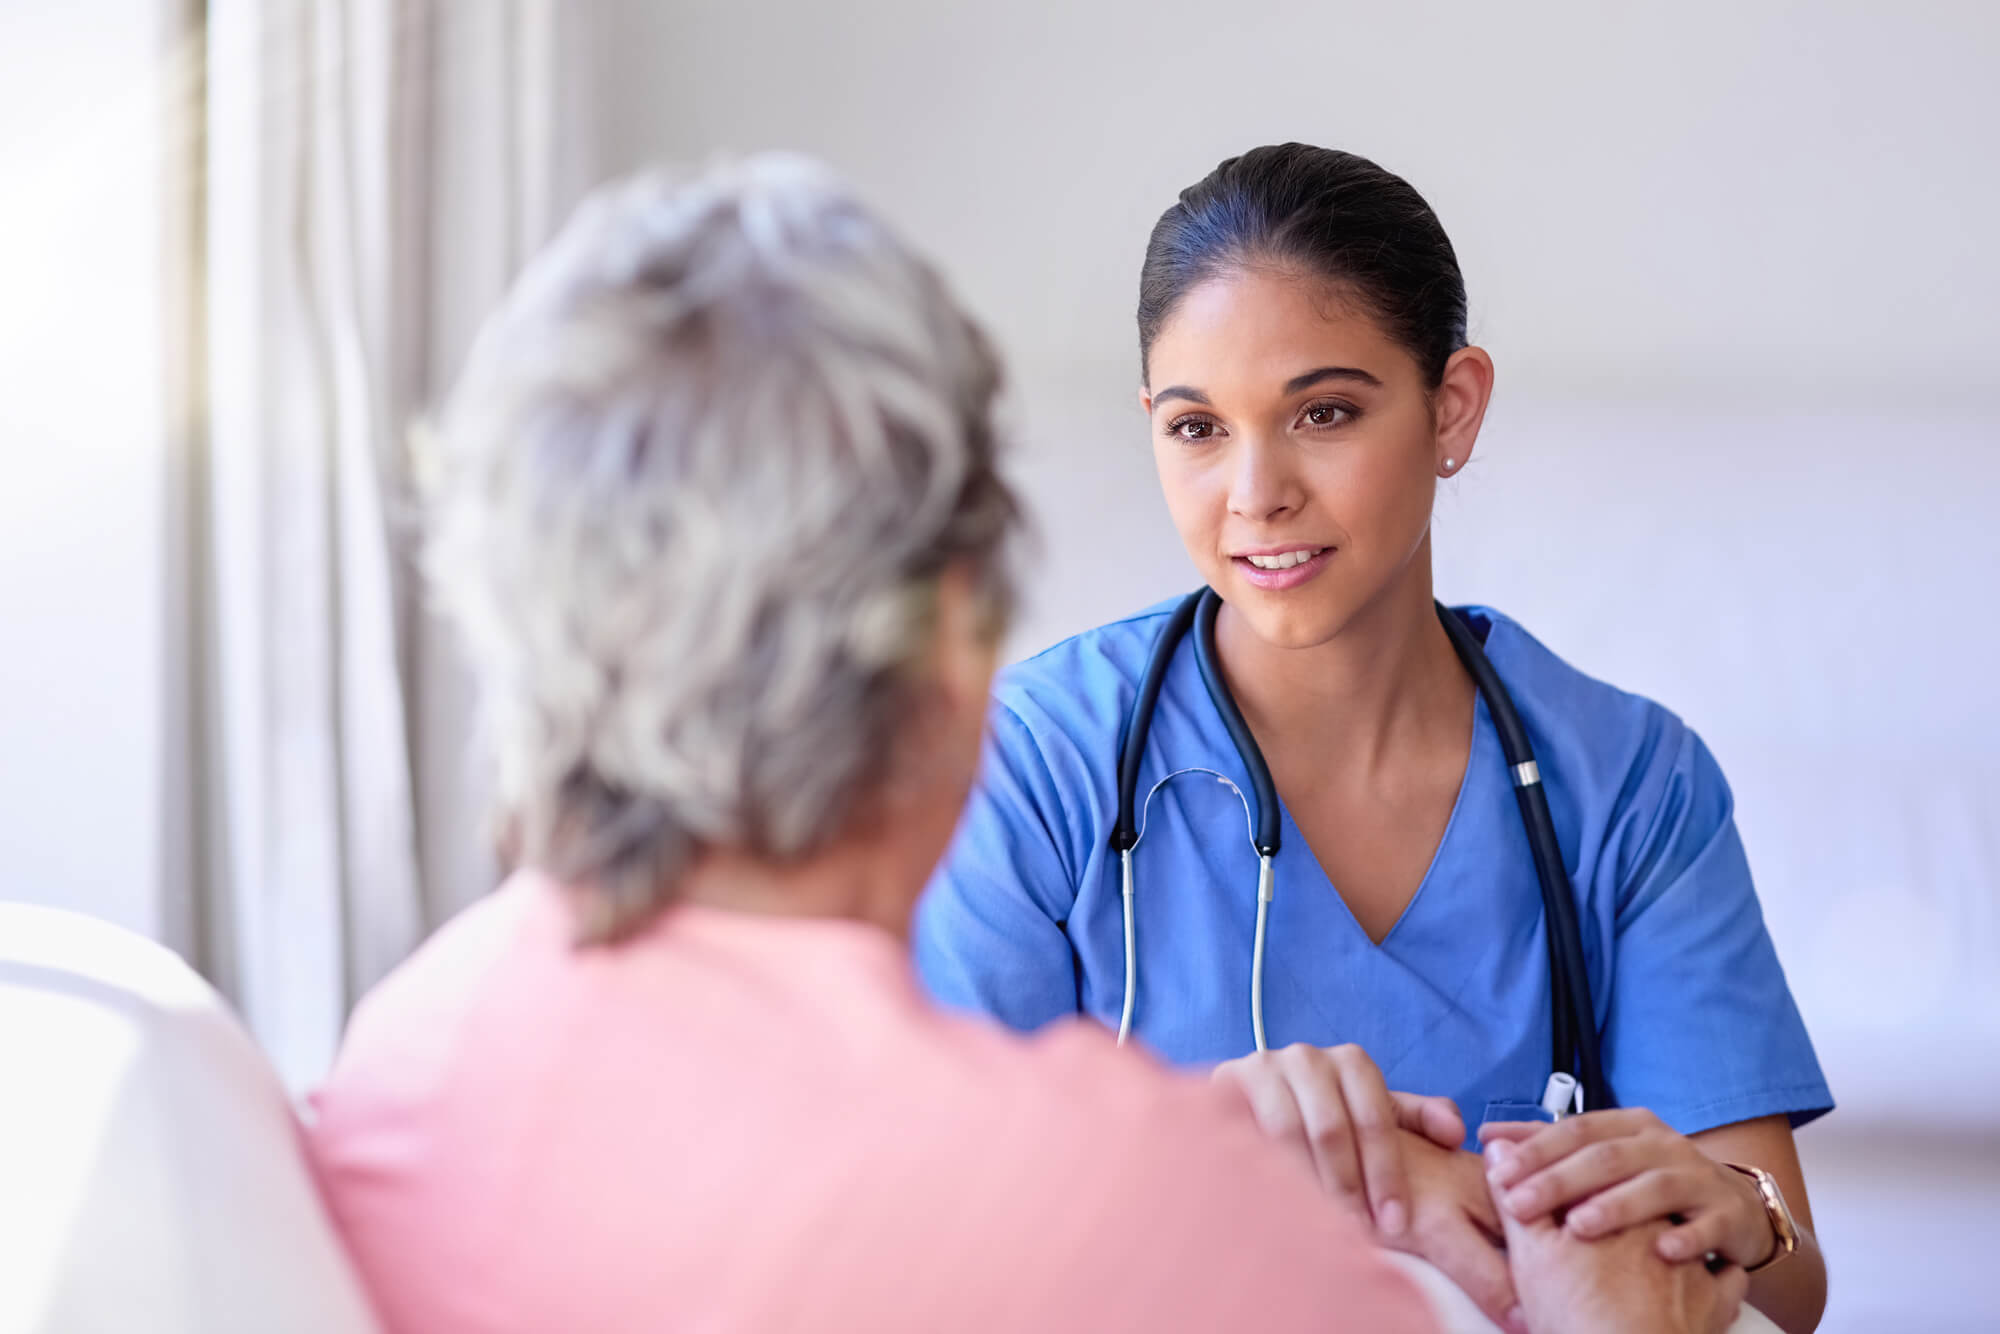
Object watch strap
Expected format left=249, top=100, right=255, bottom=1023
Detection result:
left=1724, top=1162, right=1799, bottom=1274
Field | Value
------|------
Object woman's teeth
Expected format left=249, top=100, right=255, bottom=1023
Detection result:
left=1244, top=548, right=1323, bottom=570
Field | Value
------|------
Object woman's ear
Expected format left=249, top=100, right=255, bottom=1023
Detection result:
left=931, top=562, right=999, bottom=717
left=1433, top=346, right=1495, bottom=477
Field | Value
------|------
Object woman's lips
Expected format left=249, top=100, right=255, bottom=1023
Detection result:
left=1232, top=546, right=1335, bottom=590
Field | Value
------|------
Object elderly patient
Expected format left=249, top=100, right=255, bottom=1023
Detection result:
left=306, top=158, right=1742, bottom=1334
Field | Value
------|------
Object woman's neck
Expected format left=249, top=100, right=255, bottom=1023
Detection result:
left=677, top=829, right=924, bottom=941
left=1214, top=549, right=1472, bottom=779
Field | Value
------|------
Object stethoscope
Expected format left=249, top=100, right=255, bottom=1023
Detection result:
left=1109, top=587, right=1610, bottom=1117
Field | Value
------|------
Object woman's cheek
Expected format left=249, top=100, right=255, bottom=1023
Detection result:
left=1349, top=450, right=1438, bottom=557
left=1159, top=467, right=1225, bottom=572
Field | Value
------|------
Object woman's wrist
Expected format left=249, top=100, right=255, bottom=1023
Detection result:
left=1721, top=1160, right=1807, bottom=1275
left=1723, top=1163, right=1778, bottom=1267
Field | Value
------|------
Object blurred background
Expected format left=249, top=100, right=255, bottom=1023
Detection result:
left=1, top=2, right=1995, bottom=1329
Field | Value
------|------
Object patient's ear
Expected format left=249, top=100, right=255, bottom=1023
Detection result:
left=931, top=562, right=998, bottom=717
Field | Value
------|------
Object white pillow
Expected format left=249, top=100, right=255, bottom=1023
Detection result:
left=0, top=904, right=378, bottom=1334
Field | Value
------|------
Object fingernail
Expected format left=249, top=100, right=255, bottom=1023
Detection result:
left=1569, top=1206, right=1600, bottom=1234
left=1483, top=1141, right=1514, bottom=1174
left=1377, top=1199, right=1406, bottom=1238
left=1504, top=1188, right=1536, bottom=1216
left=1659, top=1236, right=1687, bottom=1260
left=1504, top=1306, right=1529, bottom=1334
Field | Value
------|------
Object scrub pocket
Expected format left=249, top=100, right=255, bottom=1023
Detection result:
left=1480, top=1100, right=1556, bottom=1129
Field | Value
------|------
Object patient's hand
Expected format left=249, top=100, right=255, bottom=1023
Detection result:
left=1391, top=1131, right=1524, bottom=1333
left=1494, top=1141, right=1748, bottom=1334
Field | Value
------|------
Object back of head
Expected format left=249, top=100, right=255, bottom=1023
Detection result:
left=424, top=156, right=1020, bottom=941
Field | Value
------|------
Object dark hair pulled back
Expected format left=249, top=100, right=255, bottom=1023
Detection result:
left=1138, top=143, right=1468, bottom=387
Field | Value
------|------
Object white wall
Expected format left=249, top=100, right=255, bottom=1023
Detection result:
left=0, top=1, right=165, bottom=936
left=579, top=0, right=2000, bottom=636
left=571, top=0, right=2000, bottom=1127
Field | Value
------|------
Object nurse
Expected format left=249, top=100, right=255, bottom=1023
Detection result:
left=915, top=144, right=1831, bottom=1334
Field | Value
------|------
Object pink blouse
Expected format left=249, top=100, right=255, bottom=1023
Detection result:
left=309, top=872, right=1434, bottom=1334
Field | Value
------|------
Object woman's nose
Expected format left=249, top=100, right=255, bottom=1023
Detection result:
left=1227, top=435, right=1303, bottom=523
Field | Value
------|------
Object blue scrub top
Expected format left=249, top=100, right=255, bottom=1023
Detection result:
left=914, top=600, right=1832, bottom=1141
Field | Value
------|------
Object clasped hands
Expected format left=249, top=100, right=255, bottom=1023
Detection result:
left=1213, top=1044, right=1765, bottom=1334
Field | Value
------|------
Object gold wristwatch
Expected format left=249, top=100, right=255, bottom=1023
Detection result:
left=1725, top=1162, right=1800, bottom=1273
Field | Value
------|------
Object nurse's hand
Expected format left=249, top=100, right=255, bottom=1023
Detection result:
left=1210, top=1042, right=1464, bottom=1235
left=1480, top=1109, right=1773, bottom=1271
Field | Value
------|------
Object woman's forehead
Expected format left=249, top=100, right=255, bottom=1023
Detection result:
left=1148, top=268, right=1405, bottom=392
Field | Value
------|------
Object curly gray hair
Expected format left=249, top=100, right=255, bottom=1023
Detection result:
left=423, top=156, right=1020, bottom=941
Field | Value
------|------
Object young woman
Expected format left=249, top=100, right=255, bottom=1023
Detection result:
left=915, top=144, right=1830, bottom=1334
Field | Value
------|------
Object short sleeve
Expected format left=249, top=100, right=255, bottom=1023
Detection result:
left=912, top=703, right=1083, bottom=1030
left=1601, top=728, right=1834, bottom=1134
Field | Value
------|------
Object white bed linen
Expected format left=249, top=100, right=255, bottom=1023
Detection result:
left=1388, top=1252, right=1783, bottom=1334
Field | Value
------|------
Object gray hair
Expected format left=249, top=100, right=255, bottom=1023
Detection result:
left=422, top=156, right=1020, bottom=941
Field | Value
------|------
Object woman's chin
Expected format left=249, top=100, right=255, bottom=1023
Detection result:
left=1221, top=587, right=1355, bottom=653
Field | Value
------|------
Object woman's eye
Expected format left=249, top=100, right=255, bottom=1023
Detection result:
left=1170, top=417, right=1217, bottom=442
left=1301, top=401, right=1354, bottom=429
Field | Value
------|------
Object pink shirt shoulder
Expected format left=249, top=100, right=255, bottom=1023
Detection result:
left=308, top=874, right=1435, bottom=1334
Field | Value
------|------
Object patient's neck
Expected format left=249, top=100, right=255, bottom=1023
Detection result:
left=677, top=827, right=925, bottom=942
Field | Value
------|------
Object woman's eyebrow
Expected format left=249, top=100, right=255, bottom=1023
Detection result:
left=1151, top=384, right=1210, bottom=409
left=1282, top=365, right=1383, bottom=393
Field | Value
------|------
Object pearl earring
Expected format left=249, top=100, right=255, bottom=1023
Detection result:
left=1442, top=457, right=1456, bottom=472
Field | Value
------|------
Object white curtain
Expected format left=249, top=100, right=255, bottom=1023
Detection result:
left=161, top=0, right=578, bottom=1090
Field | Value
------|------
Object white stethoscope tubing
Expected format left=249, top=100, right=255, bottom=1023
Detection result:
left=1251, top=854, right=1273, bottom=1052
left=1114, top=767, right=1275, bottom=1052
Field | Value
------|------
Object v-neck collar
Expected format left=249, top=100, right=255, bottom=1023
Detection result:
left=1269, top=688, right=1493, bottom=950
